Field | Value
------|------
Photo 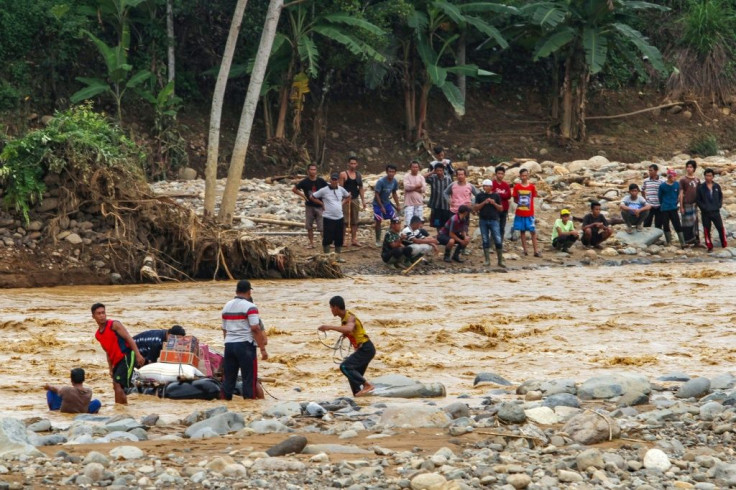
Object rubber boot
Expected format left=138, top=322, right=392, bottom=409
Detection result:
left=452, top=245, right=465, bottom=263
left=664, top=231, right=672, bottom=246
left=322, top=245, right=330, bottom=254
left=677, top=232, right=686, bottom=249
left=335, top=246, right=345, bottom=263
left=443, top=247, right=452, bottom=263
left=496, top=248, right=506, bottom=268
left=483, top=248, right=491, bottom=266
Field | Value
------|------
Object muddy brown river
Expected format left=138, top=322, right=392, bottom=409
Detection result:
left=2, top=264, right=735, bottom=423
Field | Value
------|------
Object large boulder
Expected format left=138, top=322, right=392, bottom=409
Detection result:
left=369, top=374, right=446, bottom=398
left=473, top=372, right=512, bottom=387
left=615, top=228, right=664, bottom=247
left=379, top=403, right=451, bottom=428
left=0, top=418, right=44, bottom=458
left=676, top=377, right=711, bottom=399
left=263, top=401, right=302, bottom=418
left=185, top=412, right=244, bottom=438
left=562, top=412, right=621, bottom=445
left=578, top=373, right=651, bottom=400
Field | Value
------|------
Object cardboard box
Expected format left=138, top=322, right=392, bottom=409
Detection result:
left=159, top=350, right=200, bottom=367
left=165, top=335, right=199, bottom=354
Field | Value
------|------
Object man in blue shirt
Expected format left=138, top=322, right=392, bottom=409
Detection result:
left=373, top=165, right=401, bottom=247
left=658, top=168, right=685, bottom=248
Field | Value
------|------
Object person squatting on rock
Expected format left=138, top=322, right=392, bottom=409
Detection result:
left=221, top=280, right=268, bottom=400
left=381, top=217, right=413, bottom=269
left=373, top=164, right=401, bottom=247
left=642, top=163, right=663, bottom=230
left=292, top=163, right=328, bottom=249
left=91, top=303, right=144, bottom=405
left=311, top=172, right=350, bottom=263
left=45, top=368, right=101, bottom=414
left=473, top=179, right=505, bottom=267
left=620, top=183, right=652, bottom=233
left=679, top=159, right=701, bottom=246
left=551, top=209, right=579, bottom=253
left=696, top=168, right=728, bottom=252
left=339, top=156, right=366, bottom=247
left=403, top=160, right=426, bottom=226
left=581, top=201, right=613, bottom=249
left=425, top=164, right=453, bottom=230
left=133, top=325, right=186, bottom=365
left=318, top=296, right=375, bottom=397
left=659, top=168, right=686, bottom=248
left=401, top=216, right=439, bottom=261
left=512, top=168, right=541, bottom=257
left=438, top=205, right=471, bottom=263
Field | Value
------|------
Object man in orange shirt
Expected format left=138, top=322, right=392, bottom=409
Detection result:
left=512, top=168, right=540, bottom=257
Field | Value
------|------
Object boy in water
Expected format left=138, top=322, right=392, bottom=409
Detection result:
left=318, top=296, right=375, bottom=397
left=44, top=368, right=101, bottom=414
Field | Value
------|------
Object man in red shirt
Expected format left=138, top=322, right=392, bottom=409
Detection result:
left=512, top=168, right=541, bottom=257
left=92, top=303, right=144, bottom=405
left=491, top=166, right=512, bottom=241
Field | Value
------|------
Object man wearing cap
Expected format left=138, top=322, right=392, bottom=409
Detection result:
left=403, top=160, right=426, bottom=226
left=133, top=325, right=187, bottom=365
left=658, top=168, right=685, bottom=247
left=401, top=216, right=438, bottom=260
left=381, top=218, right=413, bottom=269
left=221, top=280, right=268, bottom=400
left=551, top=209, right=578, bottom=253
left=620, top=183, right=652, bottom=233
left=373, top=165, right=401, bottom=247
left=474, top=179, right=505, bottom=267
left=292, top=164, right=328, bottom=248
left=311, top=173, right=351, bottom=261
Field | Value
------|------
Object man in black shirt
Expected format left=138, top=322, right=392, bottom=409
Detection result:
left=581, top=201, right=612, bottom=248
left=133, top=325, right=186, bottom=364
left=292, top=164, right=328, bottom=248
left=339, top=156, right=365, bottom=247
left=474, top=179, right=505, bottom=267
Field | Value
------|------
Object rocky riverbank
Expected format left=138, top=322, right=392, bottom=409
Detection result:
left=3, top=371, right=736, bottom=489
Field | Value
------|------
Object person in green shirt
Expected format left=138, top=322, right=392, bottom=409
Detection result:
left=551, top=209, right=579, bottom=253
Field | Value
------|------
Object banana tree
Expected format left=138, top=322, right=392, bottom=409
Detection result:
left=524, top=0, right=668, bottom=141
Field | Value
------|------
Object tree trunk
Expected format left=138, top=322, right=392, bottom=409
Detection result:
left=402, top=41, right=416, bottom=141
left=560, top=52, right=574, bottom=141
left=203, top=0, right=249, bottom=217
left=550, top=56, right=559, bottom=121
left=456, top=29, right=466, bottom=119
left=274, top=57, right=295, bottom=139
left=415, top=80, right=431, bottom=142
left=575, top=69, right=589, bottom=141
left=218, top=0, right=284, bottom=224
left=263, top=93, right=273, bottom=139
left=166, top=0, right=175, bottom=88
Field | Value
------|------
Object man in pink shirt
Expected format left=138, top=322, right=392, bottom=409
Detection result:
left=403, top=160, right=426, bottom=226
left=443, top=168, right=479, bottom=214
left=491, top=166, right=512, bottom=241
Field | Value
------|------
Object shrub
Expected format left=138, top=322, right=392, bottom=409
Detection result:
left=688, top=133, right=719, bottom=157
left=0, top=103, right=145, bottom=222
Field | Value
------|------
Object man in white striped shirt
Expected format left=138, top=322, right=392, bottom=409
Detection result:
left=642, top=164, right=663, bottom=230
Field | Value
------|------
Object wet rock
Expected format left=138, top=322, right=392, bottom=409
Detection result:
left=562, top=411, right=621, bottom=445
left=266, top=435, right=308, bottom=457
left=263, top=401, right=302, bottom=417
left=379, top=404, right=451, bottom=428
left=643, top=448, right=671, bottom=472
left=676, top=377, right=711, bottom=399
left=369, top=374, right=446, bottom=398
left=542, top=393, right=580, bottom=409
left=109, top=446, right=144, bottom=460
left=140, top=414, right=159, bottom=426
left=304, top=402, right=326, bottom=417
left=26, top=420, right=51, bottom=433
left=497, top=403, right=527, bottom=424
left=0, top=418, right=44, bottom=458
left=185, top=412, right=244, bottom=438
left=444, top=402, right=470, bottom=420
left=539, top=378, right=576, bottom=395
left=248, top=420, right=291, bottom=434
left=474, top=372, right=512, bottom=386
left=710, top=373, right=736, bottom=390
left=659, top=372, right=691, bottom=382
left=578, top=373, right=651, bottom=400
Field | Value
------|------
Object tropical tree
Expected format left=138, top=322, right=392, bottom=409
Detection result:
left=524, top=0, right=668, bottom=141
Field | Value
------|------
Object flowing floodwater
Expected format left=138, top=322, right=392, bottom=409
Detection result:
left=2, top=263, right=735, bottom=423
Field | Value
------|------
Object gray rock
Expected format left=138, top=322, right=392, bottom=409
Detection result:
left=543, top=393, right=580, bottom=409
left=473, top=373, right=512, bottom=386
left=643, top=448, right=671, bottom=472
left=614, top=228, right=663, bottom=247
left=540, top=378, right=576, bottom=395
left=37, top=198, right=59, bottom=212
left=263, top=401, right=302, bottom=418
left=140, top=414, right=159, bottom=426
left=658, top=372, right=691, bottom=382
left=302, top=444, right=371, bottom=455
left=699, top=401, right=724, bottom=421
left=33, top=434, right=67, bottom=446
left=578, top=373, right=651, bottom=400
left=379, top=404, right=451, bottom=428
left=26, top=420, right=51, bottom=432
left=83, top=451, right=109, bottom=466
left=83, top=462, right=105, bottom=482
left=558, top=469, right=583, bottom=482
left=99, top=431, right=138, bottom=443
left=562, top=411, right=621, bottom=445
left=410, top=473, right=447, bottom=489
left=0, top=418, right=44, bottom=458
left=369, top=374, right=446, bottom=398
left=506, top=473, right=531, bottom=489
left=617, top=390, right=649, bottom=407
left=516, top=380, right=542, bottom=395
left=185, top=412, right=244, bottom=438
left=444, top=402, right=470, bottom=420
left=189, top=427, right=219, bottom=439
left=266, top=436, right=308, bottom=457
left=497, top=403, right=527, bottom=424
left=710, top=373, right=735, bottom=390
left=109, top=446, right=144, bottom=460
left=304, top=402, right=326, bottom=417
left=250, top=457, right=306, bottom=472
left=64, top=233, right=83, bottom=245
left=676, top=377, right=711, bottom=399
left=576, top=448, right=604, bottom=470
left=248, top=420, right=291, bottom=434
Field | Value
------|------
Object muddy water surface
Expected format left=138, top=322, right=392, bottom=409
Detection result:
left=2, top=263, right=735, bottom=423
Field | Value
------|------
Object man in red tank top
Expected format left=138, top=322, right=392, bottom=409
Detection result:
left=91, top=303, right=144, bottom=405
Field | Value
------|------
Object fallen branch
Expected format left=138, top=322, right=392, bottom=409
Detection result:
left=251, top=217, right=373, bottom=227
left=252, top=231, right=308, bottom=236
left=585, top=101, right=699, bottom=121
left=476, top=430, right=546, bottom=442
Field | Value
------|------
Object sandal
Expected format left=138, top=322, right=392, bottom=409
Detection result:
left=534, top=252, right=542, bottom=258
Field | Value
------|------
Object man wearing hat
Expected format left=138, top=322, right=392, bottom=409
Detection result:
left=474, top=179, right=505, bottom=267
left=221, top=280, right=268, bottom=400
left=401, top=216, right=439, bottom=260
left=551, top=209, right=579, bottom=253
left=311, top=172, right=351, bottom=262
left=620, top=183, right=652, bottom=233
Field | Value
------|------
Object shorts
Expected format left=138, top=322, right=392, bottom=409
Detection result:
left=112, top=351, right=136, bottom=389
left=438, top=232, right=465, bottom=246
left=305, top=206, right=323, bottom=232
left=373, top=202, right=397, bottom=222
left=513, top=215, right=536, bottom=232
left=342, top=199, right=360, bottom=225
left=581, top=231, right=605, bottom=247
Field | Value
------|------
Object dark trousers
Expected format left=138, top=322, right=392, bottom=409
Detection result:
left=553, top=235, right=578, bottom=251
left=382, top=246, right=412, bottom=263
left=660, top=209, right=682, bottom=233
left=223, top=341, right=257, bottom=400
left=702, top=210, right=727, bottom=249
left=322, top=217, right=344, bottom=248
left=644, top=207, right=662, bottom=228
left=499, top=210, right=508, bottom=240
left=340, top=340, right=376, bottom=395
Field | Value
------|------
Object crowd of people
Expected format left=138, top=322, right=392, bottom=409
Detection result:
left=293, top=150, right=728, bottom=268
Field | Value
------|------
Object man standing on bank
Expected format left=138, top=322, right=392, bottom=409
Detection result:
left=339, top=156, right=366, bottom=247
left=221, top=280, right=269, bottom=400
left=91, top=303, right=144, bottom=405
left=696, top=168, right=728, bottom=252
left=292, top=163, right=328, bottom=248
left=679, top=159, right=701, bottom=246
left=318, top=296, right=375, bottom=397
left=311, top=172, right=351, bottom=262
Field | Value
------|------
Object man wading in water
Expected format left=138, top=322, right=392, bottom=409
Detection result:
left=318, top=296, right=375, bottom=397
left=91, top=303, right=144, bottom=405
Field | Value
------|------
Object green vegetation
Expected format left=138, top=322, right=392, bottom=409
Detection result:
left=688, top=133, right=719, bottom=157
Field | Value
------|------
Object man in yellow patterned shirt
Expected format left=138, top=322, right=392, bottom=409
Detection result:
left=318, top=296, right=376, bottom=396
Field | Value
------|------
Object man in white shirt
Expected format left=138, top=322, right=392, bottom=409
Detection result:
left=401, top=216, right=438, bottom=260
left=620, top=183, right=652, bottom=233
left=311, top=173, right=351, bottom=262
left=403, top=160, right=426, bottom=226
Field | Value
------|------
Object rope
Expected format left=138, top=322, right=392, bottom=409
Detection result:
left=317, top=332, right=349, bottom=364
left=259, top=378, right=279, bottom=400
